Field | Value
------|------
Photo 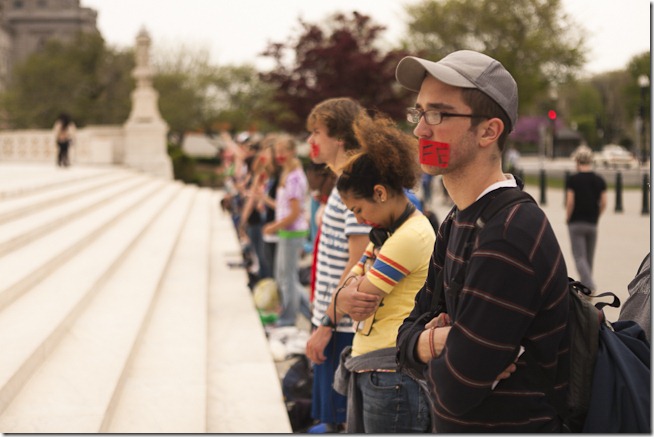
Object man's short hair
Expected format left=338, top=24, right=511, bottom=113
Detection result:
left=460, top=88, right=512, bottom=150
left=572, top=145, right=594, bottom=165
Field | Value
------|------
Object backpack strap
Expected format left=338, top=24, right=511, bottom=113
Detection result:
left=429, top=188, right=535, bottom=315
left=476, top=188, right=536, bottom=231
left=458, top=190, right=537, bottom=268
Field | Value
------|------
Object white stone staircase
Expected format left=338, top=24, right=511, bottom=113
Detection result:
left=0, top=164, right=291, bottom=433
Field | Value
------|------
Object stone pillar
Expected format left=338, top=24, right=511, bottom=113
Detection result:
left=123, top=28, right=172, bottom=179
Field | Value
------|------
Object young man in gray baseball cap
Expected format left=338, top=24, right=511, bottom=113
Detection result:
left=395, top=50, right=571, bottom=432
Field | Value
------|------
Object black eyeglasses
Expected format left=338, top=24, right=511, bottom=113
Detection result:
left=406, top=107, right=490, bottom=126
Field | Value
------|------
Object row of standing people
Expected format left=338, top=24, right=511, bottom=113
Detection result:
left=222, top=98, right=434, bottom=431
left=220, top=131, right=315, bottom=327
left=300, top=49, right=650, bottom=433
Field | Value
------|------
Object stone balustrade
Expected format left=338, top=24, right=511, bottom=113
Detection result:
left=0, top=126, right=125, bottom=166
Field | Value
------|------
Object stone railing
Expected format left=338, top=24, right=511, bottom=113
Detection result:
left=0, top=126, right=125, bottom=165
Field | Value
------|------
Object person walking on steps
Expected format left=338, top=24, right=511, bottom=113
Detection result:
left=53, top=112, right=76, bottom=167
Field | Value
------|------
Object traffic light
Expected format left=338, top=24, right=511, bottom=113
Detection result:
left=548, top=110, right=557, bottom=120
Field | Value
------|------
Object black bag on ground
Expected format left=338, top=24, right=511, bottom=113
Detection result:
left=282, top=354, right=314, bottom=432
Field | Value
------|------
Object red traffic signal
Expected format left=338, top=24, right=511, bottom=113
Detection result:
left=548, top=110, right=557, bottom=120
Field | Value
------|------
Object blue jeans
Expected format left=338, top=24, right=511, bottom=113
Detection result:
left=355, top=371, right=431, bottom=433
left=246, top=223, right=272, bottom=279
left=311, top=331, right=354, bottom=425
left=275, top=235, right=311, bottom=326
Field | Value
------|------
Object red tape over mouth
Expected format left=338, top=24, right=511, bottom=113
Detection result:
left=310, top=143, right=320, bottom=159
left=419, top=139, right=450, bottom=168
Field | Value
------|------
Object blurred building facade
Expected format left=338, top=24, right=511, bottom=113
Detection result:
left=0, top=0, right=98, bottom=90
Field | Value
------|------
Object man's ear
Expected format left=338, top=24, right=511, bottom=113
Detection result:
left=479, top=117, right=504, bottom=148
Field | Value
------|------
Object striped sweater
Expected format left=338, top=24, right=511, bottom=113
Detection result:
left=310, top=186, right=370, bottom=331
left=398, top=187, right=570, bottom=432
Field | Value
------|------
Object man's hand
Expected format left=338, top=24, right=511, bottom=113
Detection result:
left=496, top=363, right=517, bottom=380
left=336, top=276, right=381, bottom=321
left=416, top=326, right=451, bottom=363
left=425, top=313, right=451, bottom=329
left=306, top=326, right=332, bottom=365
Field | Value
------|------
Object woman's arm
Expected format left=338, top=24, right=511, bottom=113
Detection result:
left=263, top=197, right=300, bottom=235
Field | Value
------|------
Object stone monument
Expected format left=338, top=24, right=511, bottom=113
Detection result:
left=123, top=28, right=173, bottom=179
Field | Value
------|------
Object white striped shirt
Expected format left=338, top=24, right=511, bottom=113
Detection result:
left=311, top=186, right=371, bottom=331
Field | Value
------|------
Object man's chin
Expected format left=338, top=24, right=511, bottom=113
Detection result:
left=420, top=163, right=445, bottom=176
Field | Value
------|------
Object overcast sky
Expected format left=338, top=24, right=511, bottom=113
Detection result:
left=80, top=0, right=651, bottom=76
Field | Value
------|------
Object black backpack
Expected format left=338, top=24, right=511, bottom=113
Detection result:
left=282, top=354, right=315, bottom=432
left=477, top=189, right=651, bottom=432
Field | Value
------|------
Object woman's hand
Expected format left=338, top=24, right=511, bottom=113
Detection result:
left=262, top=222, right=277, bottom=236
left=335, top=276, right=381, bottom=321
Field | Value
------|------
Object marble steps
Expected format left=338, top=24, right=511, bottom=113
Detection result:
left=0, top=169, right=130, bottom=226
left=0, top=166, right=117, bottom=200
left=0, top=178, right=165, bottom=313
left=0, top=173, right=148, bottom=256
left=0, top=183, right=191, bottom=432
left=104, top=188, right=212, bottom=433
left=0, top=165, right=292, bottom=433
left=206, top=191, right=292, bottom=433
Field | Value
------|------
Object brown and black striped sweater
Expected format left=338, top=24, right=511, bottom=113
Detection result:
left=398, top=187, right=570, bottom=432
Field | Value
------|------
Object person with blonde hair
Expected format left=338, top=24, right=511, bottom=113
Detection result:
left=566, top=145, right=607, bottom=290
left=263, top=134, right=311, bottom=327
left=332, top=112, right=435, bottom=433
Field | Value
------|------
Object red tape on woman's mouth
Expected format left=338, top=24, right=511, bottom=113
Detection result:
left=419, top=139, right=450, bottom=168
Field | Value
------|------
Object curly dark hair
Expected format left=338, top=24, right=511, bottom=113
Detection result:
left=337, top=112, right=420, bottom=199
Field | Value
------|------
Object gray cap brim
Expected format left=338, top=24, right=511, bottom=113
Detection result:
left=396, top=56, right=476, bottom=92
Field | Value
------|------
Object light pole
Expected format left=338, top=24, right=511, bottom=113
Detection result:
left=638, top=74, right=649, bottom=164
left=548, top=88, right=558, bottom=158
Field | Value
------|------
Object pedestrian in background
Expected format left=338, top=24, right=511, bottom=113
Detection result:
left=566, top=145, right=607, bottom=291
left=53, top=112, right=76, bottom=167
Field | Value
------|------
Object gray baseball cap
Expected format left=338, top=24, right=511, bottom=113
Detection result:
left=396, top=50, right=518, bottom=131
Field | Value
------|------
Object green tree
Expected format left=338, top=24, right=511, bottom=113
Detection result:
left=260, top=11, right=409, bottom=132
left=558, top=79, right=603, bottom=147
left=403, top=0, right=586, bottom=113
left=624, top=51, right=651, bottom=121
left=153, top=45, right=216, bottom=144
left=153, top=46, right=281, bottom=143
left=589, top=71, right=632, bottom=146
left=1, top=32, right=133, bottom=128
left=207, top=64, right=284, bottom=134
